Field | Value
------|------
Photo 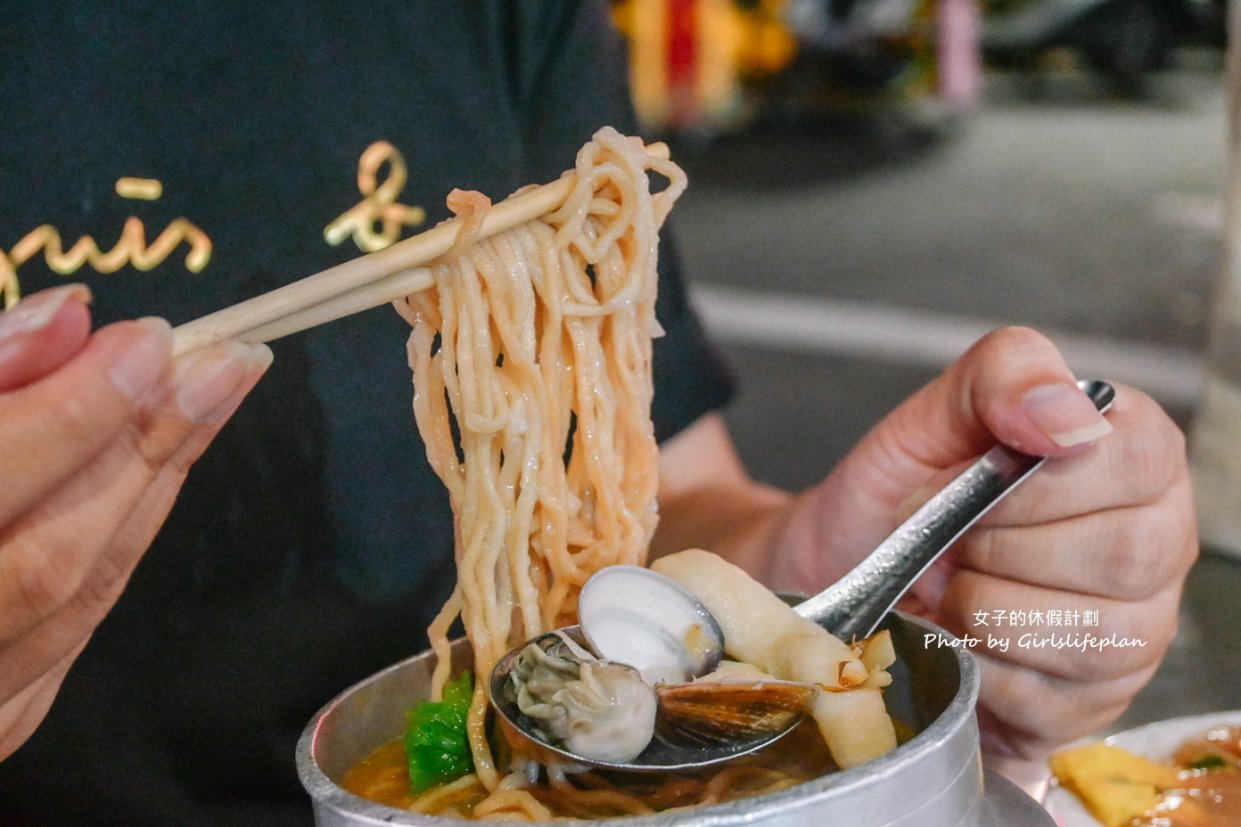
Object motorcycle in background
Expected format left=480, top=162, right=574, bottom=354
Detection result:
left=981, top=0, right=1224, bottom=95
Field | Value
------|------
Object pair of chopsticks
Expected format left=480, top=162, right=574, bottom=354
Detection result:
left=170, top=143, right=670, bottom=356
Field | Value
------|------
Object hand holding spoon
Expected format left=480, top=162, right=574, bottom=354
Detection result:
left=490, top=379, right=1116, bottom=772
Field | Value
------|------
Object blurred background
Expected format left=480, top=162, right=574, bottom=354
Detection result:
left=612, top=0, right=1238, bottom=729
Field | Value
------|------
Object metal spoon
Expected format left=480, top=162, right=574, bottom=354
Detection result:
left=489, top=627, right=816, bottom=772
left=490, top=378, right=1116, bottom=772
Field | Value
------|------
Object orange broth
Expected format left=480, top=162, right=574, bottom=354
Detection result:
left=341, top=718, right=838, bottom=819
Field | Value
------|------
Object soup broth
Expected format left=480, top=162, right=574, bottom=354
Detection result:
left=342, top=719, right=836, bottom=820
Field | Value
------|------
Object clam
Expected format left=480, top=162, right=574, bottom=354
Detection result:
left=654, top=679, right=819, bottom=749
left=500, top=631, right=658, bottom=764
left=493, top=628, right=818, bottom=771
left=577, top=566, right=724, bottom=686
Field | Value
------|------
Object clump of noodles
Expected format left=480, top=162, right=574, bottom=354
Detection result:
left=393, top=127, right=685, bottom=816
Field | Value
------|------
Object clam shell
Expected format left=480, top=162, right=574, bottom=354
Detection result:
left=654, top=680, right=818, bottom=748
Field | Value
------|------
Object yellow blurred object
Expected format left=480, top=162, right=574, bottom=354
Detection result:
left=734, top=0, right=798, bottom=78
left=612, top=0, right=796, bottom=133
left=1049, top=742, right=1181, bottom=827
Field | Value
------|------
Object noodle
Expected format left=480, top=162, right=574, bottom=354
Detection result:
left=373, top=128, right=861, bottom=820
left=394, top=128, right=685, bottom=813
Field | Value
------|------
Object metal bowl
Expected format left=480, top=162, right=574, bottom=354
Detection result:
left=297, top=612, right=1052, bottom=826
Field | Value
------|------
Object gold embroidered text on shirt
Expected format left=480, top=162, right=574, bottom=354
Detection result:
left=324, top=141, right=427, bottom=253
left=0, top=177, right=212, bottom=307
left=115, top=177, right=163, bottom=200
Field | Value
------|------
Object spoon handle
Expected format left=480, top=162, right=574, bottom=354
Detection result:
left=794, top=379, right=1116, bottom=642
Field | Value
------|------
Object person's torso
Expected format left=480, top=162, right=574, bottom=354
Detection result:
left=0, top=3, right=641, bottom=824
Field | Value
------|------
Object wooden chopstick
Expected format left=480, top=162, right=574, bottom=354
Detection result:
left=171, top=141, right=669, bottom=355
left=234, top=266, right=434, bottom=345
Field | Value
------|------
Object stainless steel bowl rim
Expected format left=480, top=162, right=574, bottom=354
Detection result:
left=296, top=611, right=981, bottom=826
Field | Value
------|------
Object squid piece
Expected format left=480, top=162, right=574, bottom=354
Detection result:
left=652, top=548, right=897, bottom=769
left=813, top=687, right=898, bottom=769
left=651, top=549, right=867, bottom=688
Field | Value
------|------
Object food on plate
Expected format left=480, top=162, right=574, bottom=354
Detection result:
left=1051, top=725, right=1241, bottom=826
left=1050, top=742, right=1179, bottom=826
left=338, top=128, right=898, bottom=820
left=1172, top=725, right=1241, bottom=772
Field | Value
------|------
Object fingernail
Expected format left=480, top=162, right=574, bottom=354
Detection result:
left=195, top=343, right=274, bottom=425
left=173, top=341, right=261, bottom=422
left=0, top=284, right=91, bottom=341
left=107, top=317, right=173, bottom=401
left=249, top=343, right=274, bottom=375
left=1021, top=383, right=1113, bottom=447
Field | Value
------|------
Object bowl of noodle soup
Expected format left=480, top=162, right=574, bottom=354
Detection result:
left=296, top=611, right=1053, bottom=825
left=295, top=129, right=1053, bottom=825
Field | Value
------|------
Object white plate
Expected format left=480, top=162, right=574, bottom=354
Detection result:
left=1043, top=709, right=1241, bottom=826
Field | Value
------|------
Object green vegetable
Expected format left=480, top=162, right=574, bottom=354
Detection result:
left=404, top=671, right=474, bottom=793
left=1188, top=754, right=1228, bottom=771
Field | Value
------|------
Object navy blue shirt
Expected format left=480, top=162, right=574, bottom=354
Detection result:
left=0, top=2, right=733, bottom=824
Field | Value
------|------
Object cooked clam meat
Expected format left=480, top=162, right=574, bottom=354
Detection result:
left=507, top=631, right=657, bottom=763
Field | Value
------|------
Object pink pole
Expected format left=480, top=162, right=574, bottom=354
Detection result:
left=937, top=0, right=983, bottom=108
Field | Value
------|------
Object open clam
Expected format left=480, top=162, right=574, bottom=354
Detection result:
left=654, top=679, right=819, bottom=749
left=576, top=565, right=725, bottom=686
left=497, top=631, right=658, bottom=764
left=489, top=627, right=812, bottom=771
